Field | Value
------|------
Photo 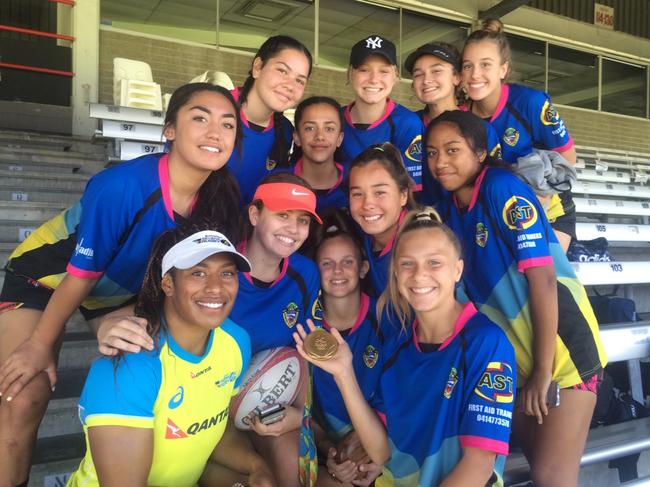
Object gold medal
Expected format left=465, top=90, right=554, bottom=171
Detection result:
left=303, top=328, right=338, bottom=360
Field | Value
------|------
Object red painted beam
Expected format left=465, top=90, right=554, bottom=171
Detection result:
left=0, top=24, right=75, bottom=42
left=0, top=62, right=74, bottom=77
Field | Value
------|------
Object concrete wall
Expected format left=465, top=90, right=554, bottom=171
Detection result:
left=99, top=27, right=650, bottom=153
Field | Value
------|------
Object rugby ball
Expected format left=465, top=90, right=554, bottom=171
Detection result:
left=232, top=347, right=306, bottom=430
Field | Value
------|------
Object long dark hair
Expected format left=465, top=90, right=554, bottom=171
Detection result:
left=239, top=35, right=313, bottom=168
left=291, top=96, right=344, bottom=164
left=164, top=83, right=243, bottom=241
left=425, top=110, right=492, bottom=163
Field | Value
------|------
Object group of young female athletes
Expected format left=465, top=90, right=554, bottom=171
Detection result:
left=0, top=18, right=606, bottom=487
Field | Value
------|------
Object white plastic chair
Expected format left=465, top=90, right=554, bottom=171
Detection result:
left=113, top=58, right=162, bottom=110
left=189, top=70, right=235, bottom=90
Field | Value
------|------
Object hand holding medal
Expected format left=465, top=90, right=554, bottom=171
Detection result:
left=293, top=319, right=353, bottom=378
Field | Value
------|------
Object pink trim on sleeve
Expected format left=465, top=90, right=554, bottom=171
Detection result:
left=517, top=256, right=553, bottom=273
left=552, top=137, right=574, bottom=154
left=459, top=435, right=509, bottom=455
left=375, top=410, right=387, bottom=427
left=66, top=263, right=103, bottom=279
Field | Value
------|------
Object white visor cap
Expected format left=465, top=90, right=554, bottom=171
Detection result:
left=161, top=230, right=251, bottom=277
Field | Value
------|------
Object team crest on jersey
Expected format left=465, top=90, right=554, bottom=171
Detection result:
left=404, top=134, right=422, bottom=162
left=444, top=367, right=459, bottom=399
left=502, top=195, right=538, bottom=230
left=363, top=345, right=379, bottom=368
left=311, top=293, right=324, bottom=321
left=474, top=362, right=514, bottom=403
left=475, top=222, right=489, bottom=247
left=282, top=302, right=300, bottom=328
left=503, top=128, right=519, bottom=146
left=540, top=100, right=560, bottom=126
left=266, top=157, right=277, bottom=171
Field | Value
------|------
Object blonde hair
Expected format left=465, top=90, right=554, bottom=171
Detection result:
left=377, top=207, right=462, bottom=331
left=464, top=18, right=511, bottom=80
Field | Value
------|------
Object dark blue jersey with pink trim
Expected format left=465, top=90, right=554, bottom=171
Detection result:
left=313, top=294, right=383, bottom=439
left=230, top=251, right=323, bottom=354
left=372, top=303, right=515, bottom=486
left=418, top=108, right=503, bottom=208
left=478, top=84, right=573, bottom=164
left=292, top=159, right=349, bottom=213
left=227, top=88, right=294, bottom=204
left=440, top=167, right=605, bottom=387
left=341, top=100, right=424, bottom=191
left=6, top=153, right=178, bottom=318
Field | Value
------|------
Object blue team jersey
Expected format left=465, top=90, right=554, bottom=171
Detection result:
left=477, top=84, right=573, bottom=164
left=341, top=100, right=424, bottom=191
left=373, top=303, right=515, bottom=487
left=418, top=108, right=502, bottom=208
left=313, top=294, right=383, bottom=439
left=6, top=153, right=181, bottom=318
left=227, top=88, right=294, bottom=203
left=67, top=320, right=251, bottom=487
left=440, top=167, right=606, bottom=387
left=292, top=158, right=349, bottom=213
left=231, top=249, right=323, bottom=353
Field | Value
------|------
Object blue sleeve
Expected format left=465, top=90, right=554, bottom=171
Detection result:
left=67, top=170, right=138, bottom=276
left=526, top=90, right=573, bottom=152
left=221, top=320, right=252, bottom=389
left=459, top=323, right=516, bottom=454
left=79, top=351, right=161, bottom=427
left=485, top=171, right=553, bottom=270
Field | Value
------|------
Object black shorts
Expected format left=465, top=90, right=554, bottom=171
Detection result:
left=549, top=190, right=576, bottom=240
left=0, top=267, right=136, bottom=321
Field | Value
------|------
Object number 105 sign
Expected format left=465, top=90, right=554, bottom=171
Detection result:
left=594, top=3, right=614, bottom=29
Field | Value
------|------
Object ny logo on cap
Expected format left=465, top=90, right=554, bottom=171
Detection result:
left=365, top=36, right=383, bottom=49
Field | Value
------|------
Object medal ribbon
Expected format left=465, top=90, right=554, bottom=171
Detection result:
left=298, top=364, right=318, bottom=487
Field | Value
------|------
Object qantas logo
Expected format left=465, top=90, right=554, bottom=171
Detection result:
left=165, top=418, right=188, bottom=439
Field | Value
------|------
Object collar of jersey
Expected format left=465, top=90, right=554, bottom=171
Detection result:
left=412, top=301, right=477, bottom=353
left=158, top=154, right=198, bottom=220
left=452, top=166, right=489, bottom=213
left=323, top=292, right=370, bottom=335
left=378, top=209, right=407, bottom=258
left=237, top=239, right=289, bottom=288
left=344, top=99, right=396, bottom=130
left=160, top=313, right=216, bottom=364
left=294, top=158, right=345, bottom=194
left=490, top=84, right=510, bottom=122
left=232, top=86, right=275, bottom=133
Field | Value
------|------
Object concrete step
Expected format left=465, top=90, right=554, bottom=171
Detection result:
left=0, top=171, right=86, bottom=203
left=0, top=221, right=42, bottom=243
left=0, top=145, right=103, bottom=162
left=38, top=397, right=83, bottom=439
left=0, top=201, right=66, bottom=223
left=0, top=129, right=105, bottom=155
left=0, top=152, right=103, bottom=175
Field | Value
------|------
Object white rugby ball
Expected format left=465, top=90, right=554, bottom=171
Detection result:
left=232, top=347, right=306, bottom=430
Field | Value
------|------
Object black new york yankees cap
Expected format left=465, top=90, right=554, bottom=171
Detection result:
left=349, top=35, right=397, bottom=68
